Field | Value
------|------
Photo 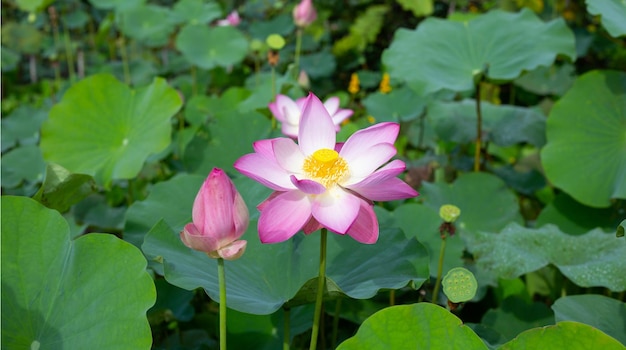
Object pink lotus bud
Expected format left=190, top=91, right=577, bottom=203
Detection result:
left=293, top=0, right=317, bottom=27
left=217, top=10, right=241, bottom=27
left=180, top=168, right=249, bottom=260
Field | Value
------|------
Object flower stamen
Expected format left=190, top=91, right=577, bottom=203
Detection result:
left=303, top=148, right=349, bottom=188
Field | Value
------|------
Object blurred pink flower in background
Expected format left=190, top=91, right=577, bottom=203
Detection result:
left=217, top=10, right=241, bottom=26
left=293, top=0, right=317, bottom=27
left=236, top=93, right=418, bottom=244
left=180, top=168, right=249, bottom=260
left=269, top=94, right=353, bottom=138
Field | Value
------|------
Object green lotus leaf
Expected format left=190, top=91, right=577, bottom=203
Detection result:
left=1, top=104, right=47, bottom=151
left=514, top=63, right=576, bottom=96
left=61, top=10, right=90, bottom=29
left=40, top=74, right=182, bottom=187
left=383, top=8, right=576, bottom=94
left=116, top=4, right=176, bottom=47
left=1, top=22, right=43, bottom=54
left=499, top=321, right=624, bottom=350
left=170, top=0, right=222, bottom=25
left=535, top=193, right=619, bottom=235
left=13, top=0, right=54, bottom=13
left=88, top=0, right=144, bottom=11
left=428, top=100, right=546, bottom=147
left=143, top=220, right=429, bottom=315
left=0, top=144, right=45, bottom=188
left=362, top=87, right=427, bottom=122
left=482, top=296, right=554, bottom=342
left=586, top=0, right=626, bottom=38
left=552, top=294, right=626, bottom=345
left=465, top=223, right=626, bottom=291
left=1, top=45, right=21, bottom=72
left=1, top=196, right=155, bottom=349
left=32, top=163, right=96, bottom=213
left=396, top=0, right=433, bottom=17
left=337, top=303, right=487, bottom=349
left=176, top=24, right=248, bottom=70
left=618, top=219, right=626, bottom=238
left=420, top=172, right=524, bottom=233
left=541, top=70, right=626, bottom=208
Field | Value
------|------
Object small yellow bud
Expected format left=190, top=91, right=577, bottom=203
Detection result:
left=439, top=204, right=461, bottom=223
left=379, top=73, right=392, bottom=94
left=348, top=73, right=360, bottom=95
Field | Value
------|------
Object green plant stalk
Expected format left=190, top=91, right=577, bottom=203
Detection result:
left=473, top=82, right=482, bottom=172
left=389, top=289, right=395, bottom=306
left=218, top=257, right=227, bottom=350
left=432, top=236, right=447, bottom=304
left=309, top=228, right=327, bottom=350
left=51, top=18, right=62, bottom=89
left=283, top=307, right=290, bottom=350
left=330, top=298, right=342, bottom=349
left=294, top=28, right=303, bottom=79
left=63, top=28, right=76, bottom=84
left=118, top=35, right=131, bottom=85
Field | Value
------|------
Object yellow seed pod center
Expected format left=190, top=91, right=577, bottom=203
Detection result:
left=303, top=148, right=349, bottom=188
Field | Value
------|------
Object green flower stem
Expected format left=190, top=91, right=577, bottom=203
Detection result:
left=283, top=307, right=290, bottom=350
left=63, top=27, right=76, bottom=84
left=473, top=82, right=482, bottom=172
left=389, top=289, right=396, bottom=306
left=294, top=28, right=303, bottom=79
left=432, top=236, right=447, bottom=305
left=218, top=257, right=227, bottom=350
left=310, top=228, right=328, bottom=350
left=330, top=298, right=342, bottom=349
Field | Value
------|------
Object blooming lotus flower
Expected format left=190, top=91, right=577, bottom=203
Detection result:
left=180, top=168, right=249, bottom=260
left=293, top=0, right=317, bottom=27
left=217, top=10, right=241, bottom=26
left=235, top=93, right=418, bottom=244
left=269, top=94, right=353, bottom=139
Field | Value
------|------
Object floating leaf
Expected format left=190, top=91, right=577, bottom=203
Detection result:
left=1, top=104, right=47, bottom=151
left=176, top=24, right=248, bottom=70
left=143, top=221, right=428, bottom=315
left=40, top=74, right=182, bottom=187
left=541, top=70, right=626, bottom=208
left=117, top=4, right=176, bottom=47
left=337, top=303, right=487, bottom=349
left=586, top=0, right=626, bottom=38
left=499, top=321, right=624, bottom=350
left=1, top=196, right=155, bottom=349
left=465, top=223, right=626, bottom=291
left=383, top=8, right=576, bottom=94
left=552, top=294, right=626, bottom=345
left=428, top=100, right=546, bottom=147
left=32, top=163, right=96, bottom=213
left=170, top=0, right=222, bottom=25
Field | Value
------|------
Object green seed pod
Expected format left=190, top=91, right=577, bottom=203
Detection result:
left=266, top=34, right=286, bottom=50
left=442, top=267, right=477, bottom=303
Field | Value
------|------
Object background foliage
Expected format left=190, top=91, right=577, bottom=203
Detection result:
left=2, top=0, right=625, bottom=349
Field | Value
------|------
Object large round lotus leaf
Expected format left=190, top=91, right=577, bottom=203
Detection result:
left=337, top=303, right=487, bottom=349
left=481, top=296, right=554, bottom=342
left=117, top=4, right=176, bottom=47
left=514, top=64, right=575, bottom=96
left=552, top=294, right=626, bottom=345
left=40, top=74, right=182, bottom=187
left=428, top=100, right=546, bottom=147
left=142, top=220, right=428, bottom=315
left=1, top=196, right=155, bottom=349
left=499, top=321, right=624, bottom=350
left=176, top=24, right=248, bottom=70
left=586, top=0, right=626, bottom=38
left=420, top=172, right=523, bottom=233
left=541, top=70, right=626, bottom=208
left=535, top=193, right=619, bottom=235
left=465, top=223, right=626, bottom=291
left=170, top=0, right=222, bottom=25
left=383, top=8, right=576, bottom=94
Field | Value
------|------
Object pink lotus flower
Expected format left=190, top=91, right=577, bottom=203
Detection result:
left=235, top=93, right=418, bottom=244
left=217, top=10, right=241, bottom=27
left=180, top=168, right=249, bottom=260
left=293, top=0, right=317, bottom=27
left=269, top=94, right=353, bottom=139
